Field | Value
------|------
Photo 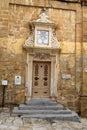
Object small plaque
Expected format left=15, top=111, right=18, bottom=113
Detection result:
left=62, top=74, right=71, bottom=79
left=84, top=68, right=87, bottom=72
left=2, top=80, right=8, bottom=86
left=15, top=76, right=21, bottom=85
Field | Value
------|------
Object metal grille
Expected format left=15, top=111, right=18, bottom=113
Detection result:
left=32, top=62, right=51, bottom=98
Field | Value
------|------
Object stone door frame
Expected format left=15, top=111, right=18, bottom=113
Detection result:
left=25, top=48, right=60, bottom=101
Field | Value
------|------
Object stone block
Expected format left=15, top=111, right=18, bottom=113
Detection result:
left=80, top=97, right=87, bottom=117
left=83, top=22, right=87, bottom=36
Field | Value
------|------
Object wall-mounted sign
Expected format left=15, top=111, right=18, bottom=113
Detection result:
left=84, top=68, right=87, bottom=72
left=62, top=74, right=71, bottom=79
left=15, top=76, right=21, bottom=85
left=2, top=80, right=8, bottom=86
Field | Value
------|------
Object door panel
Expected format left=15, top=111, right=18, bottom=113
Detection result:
left=32, top=62, right=51, bottom=98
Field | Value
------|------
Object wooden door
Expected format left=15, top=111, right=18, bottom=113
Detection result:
left=32, top=62, right=51, bottom=98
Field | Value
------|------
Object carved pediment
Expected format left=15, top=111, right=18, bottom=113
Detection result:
left=23, top=9, right=61, bottom=50
left=31, top=10, right=55, bottom=26
left=24, top=30, right=35, bottom=47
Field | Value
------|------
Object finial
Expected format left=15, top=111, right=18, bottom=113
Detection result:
left=41, top=8, right=47, bottom=13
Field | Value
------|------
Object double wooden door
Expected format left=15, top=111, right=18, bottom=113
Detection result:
left=32, top=61, right=51, bottom=98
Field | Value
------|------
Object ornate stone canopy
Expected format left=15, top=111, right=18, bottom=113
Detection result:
left=23, top=10, right=61, bottom=51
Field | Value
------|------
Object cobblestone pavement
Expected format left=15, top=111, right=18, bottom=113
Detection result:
left=0, top=108, right=87, bottom=130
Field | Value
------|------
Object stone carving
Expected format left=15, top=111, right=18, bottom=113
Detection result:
left=51, top=29, right=60, bottom=48
left=34, top=52, right=50, bottom=59
left=31, top=9, right=55, bottom=25
left=23, top=30, right=35, bottom=48
left=23, top=9, right=61, bottom=50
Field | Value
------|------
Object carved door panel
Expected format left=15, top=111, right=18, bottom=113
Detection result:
left=32, top=62, right=51, bottom=98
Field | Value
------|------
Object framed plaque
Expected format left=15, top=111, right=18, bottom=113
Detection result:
left=15, top=76, right=21, bottom=85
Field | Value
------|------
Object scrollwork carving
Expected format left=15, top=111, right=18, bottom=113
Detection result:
left=23, top=10, right=61, bottom=50
left=34, top=53, right=50, bottom=59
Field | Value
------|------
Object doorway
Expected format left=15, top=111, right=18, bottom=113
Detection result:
left=32, top=61, right=51, bottom=98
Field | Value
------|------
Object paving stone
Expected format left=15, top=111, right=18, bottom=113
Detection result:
left=66, top=122, right=83, bottom=130
left=0, top=120, right=3, bottom=124
left=0, top=124, right=8, bottom=130
left=23, top=119, right=32, bottom=127
left=9, top=117, right=15, bottom=120
left=23, top=118, right=32, bottom=125
left=13, top=118, right=23, bottom=127
left=53, top=125, right=62, bottom=130
left=81, top=118, right=87, bottom=127
left=0, top=108, right=87, bottom=130
left=19, top=128, right=33, bottom=130
left=33, top=126, right=53, bottom=130
left=5, top=118, right=13, bottom=124
left=0, top=108, right=10, bottom=113
left=8, top=126, right=19, bottom=130
left=32, top=118, right=49, bottom=125
left=23, top=123, right=32, bottom=127
left=62, top=128, right=72, bottom=130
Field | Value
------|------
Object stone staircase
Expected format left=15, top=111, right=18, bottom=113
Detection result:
left=12, top=98, right=80, bottom=122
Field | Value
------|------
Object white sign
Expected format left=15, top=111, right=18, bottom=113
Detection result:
left=2, top=80, right=8, bottom=86
left=62, top=74, right=71, bottom=79
left=84, top=68, right=87, bottom=72
left=15, top=76, right=21, bottom=85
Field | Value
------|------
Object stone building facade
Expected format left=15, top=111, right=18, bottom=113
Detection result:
left=0, top=0, right=87, bottom=117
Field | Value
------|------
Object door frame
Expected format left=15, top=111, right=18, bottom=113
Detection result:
left=25, top=50, right=59, bottom=101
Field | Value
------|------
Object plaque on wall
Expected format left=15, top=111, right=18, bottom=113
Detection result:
left=2, top=80, right=8, bottom=86
left=84, top=68, right=87, bottom=72
left=62, top=74, right=71, bottom=79
left=15, top=76, right=21, bottom=85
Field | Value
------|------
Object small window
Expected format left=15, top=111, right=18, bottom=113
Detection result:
left=37, top=30, right=49, bottom=45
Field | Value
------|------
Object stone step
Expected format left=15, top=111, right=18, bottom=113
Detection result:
left=13, top=108, right=71, bottom=115
left=26, top=99, right=58, bottom=106
left=26, top=102, right=57, bottom=106
left=19, top=104, right=64, bottom=110
left=22, top=113, right=79, bottom=122
left=26, top=98, right=55, bottom=103
left=12, top=98, right=80, bottom=122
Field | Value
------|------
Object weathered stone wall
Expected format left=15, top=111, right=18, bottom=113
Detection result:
left=80, top=3, right=87, bottom=117
left=0, top=0, right=87, bottom=117
left=0, top=0, right=26, bottom=105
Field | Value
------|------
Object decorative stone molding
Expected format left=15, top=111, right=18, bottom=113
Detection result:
left=23, top=9, right=61, bottom=50
left=23, top=30, right=35, bottom=47
left=31, top=10, right=55, bottom=26
left=34, top=52, right=50, bottom=60
left=51, top=29, right=60, bottom=48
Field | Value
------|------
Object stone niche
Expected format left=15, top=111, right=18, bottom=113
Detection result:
left=23, top=9, right=61, bottom=101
